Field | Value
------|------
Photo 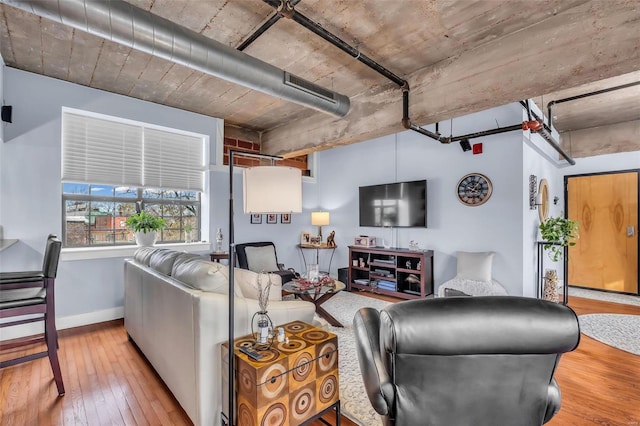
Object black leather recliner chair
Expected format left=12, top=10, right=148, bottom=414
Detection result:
left=353, top=296, right=580, bottom=426
left=235, top=241, right=299, bottom=283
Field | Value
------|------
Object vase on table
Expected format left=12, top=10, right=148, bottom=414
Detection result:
left=543, top=269, right=559, bottom=302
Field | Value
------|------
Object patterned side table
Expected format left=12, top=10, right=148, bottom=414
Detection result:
left=222, top=321, right=340, bottom=425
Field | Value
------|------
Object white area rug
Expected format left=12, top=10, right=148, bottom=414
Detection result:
left=578, top=314, right=640, bottom=356
left=321, top=291, right=392, bottom=426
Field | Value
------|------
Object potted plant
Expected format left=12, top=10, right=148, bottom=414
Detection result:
left=539, top=215, right=579, bottom=301
left=126, top=211, right=166, bottom=246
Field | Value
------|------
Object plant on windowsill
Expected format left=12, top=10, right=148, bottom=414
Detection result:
left=126, top=211, right=166, bottom=247
left=539, top=215, right=579, bottom=302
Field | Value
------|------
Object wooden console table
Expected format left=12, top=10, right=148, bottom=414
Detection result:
left=222, top=321, right=340, bottom=425
left=209, top=251, right=229, bottom=263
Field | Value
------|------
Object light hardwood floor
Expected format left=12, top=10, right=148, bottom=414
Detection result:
left=1, top=294, right=639, bottom=425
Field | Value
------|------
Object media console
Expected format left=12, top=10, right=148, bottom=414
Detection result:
left=348, top=245, right=434, bottom=299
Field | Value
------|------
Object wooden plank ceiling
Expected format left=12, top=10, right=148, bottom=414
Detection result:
left=0, top=0, right=638, bottom=158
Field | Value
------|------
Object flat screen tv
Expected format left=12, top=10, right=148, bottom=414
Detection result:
left=359, top=180, right=427, bottom=227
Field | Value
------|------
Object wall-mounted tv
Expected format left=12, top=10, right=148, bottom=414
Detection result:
left=359, top=180, right=427, bottom=228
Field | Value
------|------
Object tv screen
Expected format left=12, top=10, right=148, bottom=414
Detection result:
left=359, top=180, right=427, bottom=227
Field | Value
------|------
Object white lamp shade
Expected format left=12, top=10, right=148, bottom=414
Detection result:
left=311, top=211, right=330, bottom=226
left=243, top=166, right=302, bottom=214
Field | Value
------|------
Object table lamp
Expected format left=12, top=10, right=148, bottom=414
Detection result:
left=311, top=211, right=330, bottom=240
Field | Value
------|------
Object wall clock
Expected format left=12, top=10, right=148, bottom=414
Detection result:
left=457, top=173, right=493, bottom=206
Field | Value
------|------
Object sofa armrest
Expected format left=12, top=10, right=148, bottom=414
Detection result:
left=234, top=268, right=283, bottom=301
left=242, top=298, right=316, bottom=327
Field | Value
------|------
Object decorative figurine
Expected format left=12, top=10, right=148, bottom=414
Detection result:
left=326, top=230, right=336, bottom=247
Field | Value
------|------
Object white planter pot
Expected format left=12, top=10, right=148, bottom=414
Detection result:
left=134, top=231, right=157, bottom=247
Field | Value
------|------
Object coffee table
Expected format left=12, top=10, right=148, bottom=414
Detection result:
left=282, top=280, right=346, bottom=327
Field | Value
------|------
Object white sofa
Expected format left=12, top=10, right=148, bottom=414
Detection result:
left=124, top=248, right=315, bottom=426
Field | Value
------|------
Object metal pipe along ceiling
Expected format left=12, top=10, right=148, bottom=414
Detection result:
left=2, top=0, right=350, bottom=118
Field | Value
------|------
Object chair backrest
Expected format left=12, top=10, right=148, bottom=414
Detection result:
left=235, top=242, right=279, bottom=272
left=354, top=296, right=580, bottom=426
left=42, top=234, right=62, bottom=278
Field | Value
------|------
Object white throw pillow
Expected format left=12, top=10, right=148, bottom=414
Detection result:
left=456, top=251, right=494, bottom=282
left=245, top=245, right=279, bottom=273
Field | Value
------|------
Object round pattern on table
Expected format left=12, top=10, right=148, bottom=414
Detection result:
left=237, top=363, right=256, bottom=394
left=291, top=351, right=314, bottom=382
left=237, top=402, right=257, bottom=426
left=276, top=338, right=307, bottom=353
left=283, top=322, right=310, bottom=334
left=254, top=348, right=279, bottom=363
left=319, top=374, right=338, bottom=404
left=291, top=387, right=314, bottom=422
left=258, top=363, right=287, bottom=399
left=300, top=329, right=330, bottom=343
left=317, top=342, right=337, bottom=372
left=260, top=402, right=287, bottom=426
left=235, top=338, right=256, bottom=349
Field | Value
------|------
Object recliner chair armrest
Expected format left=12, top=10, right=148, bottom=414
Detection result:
left=353, top=307, right=394, bottom=416
left=544, top=378, right=561, bottom=423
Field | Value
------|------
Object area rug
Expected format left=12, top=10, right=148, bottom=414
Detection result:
left=578, top=314, right=640, bottom=356
left=321, top=291, right=391, bottom=426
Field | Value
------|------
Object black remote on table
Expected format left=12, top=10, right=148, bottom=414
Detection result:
left=239, top=345, right=263, bottom=360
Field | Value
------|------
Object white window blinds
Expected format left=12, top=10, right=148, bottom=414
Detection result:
left=62, top=111, right=205, bottom=191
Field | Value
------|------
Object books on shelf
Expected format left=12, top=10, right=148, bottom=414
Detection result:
left=354, top=278, right=370, bottom=286
left=376, top=279, right=396, bottom=291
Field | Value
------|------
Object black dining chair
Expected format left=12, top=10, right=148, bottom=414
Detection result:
left=0, top=234, right=65, bottom=396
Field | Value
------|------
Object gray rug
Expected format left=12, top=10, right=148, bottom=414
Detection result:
left=322, top=291, right=391, bottom=426
left=578, top=314, right=640, bottom=356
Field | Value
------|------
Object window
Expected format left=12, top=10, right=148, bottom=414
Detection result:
left=61, top=109, right=206, bottom=247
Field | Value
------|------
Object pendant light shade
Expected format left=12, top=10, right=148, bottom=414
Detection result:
left=243, top=166, right=302, bottom=214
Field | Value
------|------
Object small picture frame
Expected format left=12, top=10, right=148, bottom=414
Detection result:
left=310, top=236, right=322, bottom=246
left=300, top=231, right=311, bottom=245
left=280, top=213, right=291, bottom=224
left=250, top=214, right=262, bottom=224
left=267, top=214, right=278, bottom=224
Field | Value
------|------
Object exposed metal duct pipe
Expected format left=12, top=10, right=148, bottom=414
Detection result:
left=546, top=80, right=640, bottom=129
left=2, top=0, right=350, bottom=117
left=519, top=101, right=575, bottom=165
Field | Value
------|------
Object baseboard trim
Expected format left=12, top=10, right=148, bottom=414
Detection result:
left=0, top=307, right=124, bottom=341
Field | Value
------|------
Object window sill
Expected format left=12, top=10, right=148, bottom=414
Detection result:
left=61, top=242, right=212, bottom=261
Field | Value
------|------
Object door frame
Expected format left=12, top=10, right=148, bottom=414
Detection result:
left=564, top=168, right=640, bottom=296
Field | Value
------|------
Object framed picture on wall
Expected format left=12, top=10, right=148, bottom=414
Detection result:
left=267, top=214, right=277, bottom=224
left=250, top=214, right=262, bottom=224
left=281, top=213, right=291, bottom=224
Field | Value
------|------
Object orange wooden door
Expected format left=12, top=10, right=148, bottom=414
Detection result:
left=567, top=171, right=638, bottom=294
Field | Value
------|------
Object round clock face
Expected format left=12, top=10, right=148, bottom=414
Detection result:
left=457, top=173, right=493, bottom=206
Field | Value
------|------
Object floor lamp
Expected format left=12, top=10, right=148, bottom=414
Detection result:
left=224, top=150, right=302, bottom=425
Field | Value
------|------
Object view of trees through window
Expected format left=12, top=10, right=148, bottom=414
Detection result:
left=63, top=183, right=200, bottom=247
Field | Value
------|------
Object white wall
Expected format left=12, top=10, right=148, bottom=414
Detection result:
left=312, top=104, right=527, bottom=295
left=0, top=68, right=223, bottom=326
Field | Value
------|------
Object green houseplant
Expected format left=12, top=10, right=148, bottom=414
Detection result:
left=126, top=211, right=166, bottom=246
left=539, top=215, right=579, bottom=262
left=538, top=215, right=579, bottom=302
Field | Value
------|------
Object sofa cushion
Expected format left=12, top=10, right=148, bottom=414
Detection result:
left=456, top=251, right=494, bottom=282
left=173, top=259, right=243, bottom=296
left=134, top=247, right=156, bottom=266
left=172, top=253, right=204, bottom=274
left=149, top=249, right=184, bottom=276
left=244, top=245, right=279, bottom=273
